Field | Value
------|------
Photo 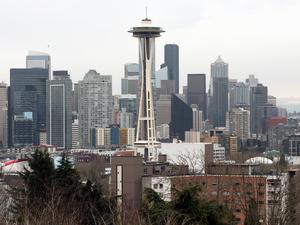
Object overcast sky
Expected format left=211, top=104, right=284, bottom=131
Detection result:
left=0, top=0, right=299, bottom=97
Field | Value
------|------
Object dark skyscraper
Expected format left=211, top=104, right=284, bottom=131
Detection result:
left=46, top=70, right=72, bottom=149
left=170, top=94, right=193, bottom=140
left=187, top=74, right=207, bottom=119
left=209, top=56, right=229, bottom=127
left=9, top=68, right=48, bottom=147
left=250, top=84, right=268, bottom=134
left=163, top=44, right=179, bottom=93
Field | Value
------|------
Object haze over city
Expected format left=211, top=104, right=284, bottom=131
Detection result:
left=1, top=0, right=300, bottom=97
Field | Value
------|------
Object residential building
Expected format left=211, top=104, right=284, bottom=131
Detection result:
left=72, top=119, right=79, bottom=149
left=226, top=107, right=250, bottom=139
left=0, top=82, right=7, bottom=148
left=78, top=70, right=112, bottom=147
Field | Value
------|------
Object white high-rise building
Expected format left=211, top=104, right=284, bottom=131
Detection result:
left=192, top=107, right=203, bottom=132
left=78, top=70, right=113, bottom=147
left=226, top=108, right=250, bottom=139
left=0, top=82, right=7, bottom=148
left=156, top=124, right=170, bottom=140
left=72, top=119, right=79, bottom=149
left=120, top=108, right=134, bottom=128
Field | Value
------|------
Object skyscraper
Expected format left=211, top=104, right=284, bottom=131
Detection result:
left=46, top=70, right=72, bottom=149
left=234, top=82, right=250, bottom=106
left=122, top=63, right=140, bottom=95
left=226, top=107, right=250, bottom=139
left=0, top=82, right=7, bottom=148
left=9, top=68, right=48, bottom=147
left=156, top=95, right=171, bottom=126
left=170, top=94, right=193, bottom=140
left=209, top=56, right=229, bottom=127
left=187, top=74, right=207, bottom=119
left=250, top=84, right=268, bottom=134
left=26, top=51, right=51, bottom=79
left=129, top=17, right=164, bottom=161
left=163, top=44, right=179, bottom=93
left=78, top=70, right=112, bottom=147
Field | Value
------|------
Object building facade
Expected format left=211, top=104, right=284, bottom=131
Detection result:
left=9, top=68, right=48, bottom=147
left=209, top=56, right=229, bottom=127
left=170, top=94, right=193, bottom=141
left=46, top=70, right=72, bottom=149
left=226, top=107, right=250, bottom=139
left=163, top=44, right=179, bottom=93
left=187, top=74, right=207, bottom=119
left=0, top=82, right=7, bottom=148
left=78, top=70, right=112, bottom=147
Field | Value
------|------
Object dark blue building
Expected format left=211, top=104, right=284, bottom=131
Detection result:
left=170, top=94, right=193, bottom=140
left=9, top=68, right=48, bottom=147
left=110, top=126, right=120, bottom=145
left=163, top=44, right=179, bottom=94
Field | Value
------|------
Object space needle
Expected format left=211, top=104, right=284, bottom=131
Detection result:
left=129, top=15, right=164, bottom=161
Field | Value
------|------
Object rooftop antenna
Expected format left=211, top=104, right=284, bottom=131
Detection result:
left=145, top=6, right=148, bottom=19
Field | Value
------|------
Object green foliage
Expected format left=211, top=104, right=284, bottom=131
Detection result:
left=10, top=150, right=111, bottom=225
left=142, top=185, right=235, bottom=225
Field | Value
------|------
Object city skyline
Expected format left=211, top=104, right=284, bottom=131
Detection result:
left=0, top=0, right=300, bottom=98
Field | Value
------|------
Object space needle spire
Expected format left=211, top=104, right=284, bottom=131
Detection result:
left=129, top=17, right=164, bottom=161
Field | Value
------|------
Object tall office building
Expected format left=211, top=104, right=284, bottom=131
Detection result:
left=124, top=63, right=139, bottom=77
left=170, top=94, right=193, bottom=140
left=246, top=74, right=259, bottom=88
left=26, top=51, right=51, bottom=79
left=119, top=94, right=137, bottom=122
left=129, top=17, right=164, bottom=161
left=78, top=70, right=113, bottom=147
left=46, top=71, right=72, bottom=149
left=163, top=44, right=179, bottom=93
left=9, top=68, right=48, bottom=147
left=209, top=56, right=229, bottom=127
left=0, top=82, right=8, bottom=148
left=156, top=95, right=171, bottom=126
left=228, top=79, right=237, bottom=110
left=187, top=74, right=207, bottom=119
left=122, top=63, right=140, bottom=95
left=192, top=106, right=203, bottom=132
left=250, top=84, right=268, bottom=134
left=120, top=108, right=134, bottom=128
left=234, top=82, right=249, bottom=106
left=226, top=108, right=250, bottom=139
left=155, top=67, right=175, bottom=98
left=72, top=83, right=79, bottom=113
